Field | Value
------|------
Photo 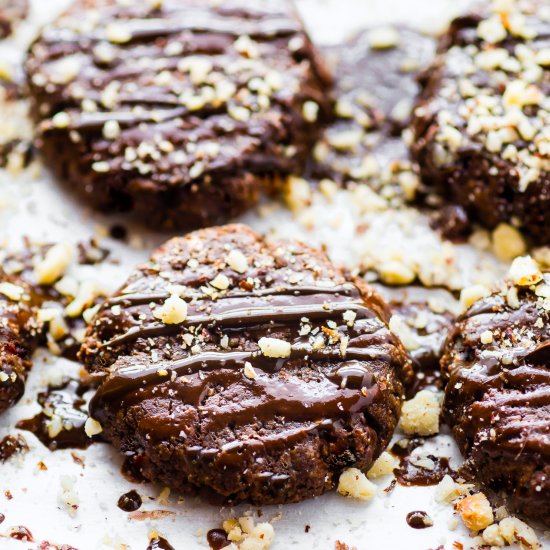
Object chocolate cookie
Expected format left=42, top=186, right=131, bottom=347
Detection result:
left=25, top=0, right=331, bottom=229
left=80, top=224, right=412, bottom=504
left=377, top=285, right=457, bottom=397
left=0, top=271, right=41, bottom=414
left=441, top=257, right=550, bottom=525
left=411, top=0, right=550, bottom=244
left=309, top=27, right=435, bottom=201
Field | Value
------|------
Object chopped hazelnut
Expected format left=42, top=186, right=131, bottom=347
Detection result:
left=258, top=337, right=291, bottom=358
left=508, top=256, right=543, bottom=286
left=400, top=390, right=440, bottom=436
left=337, top=468, right=376, bottom=500
left=84, top=417, right=103, bottom=437
left=153, top=294, right=188, bottom=324
left=367, top=452, right=398, bottom=479
left=456, top=493, right=494, bottom=532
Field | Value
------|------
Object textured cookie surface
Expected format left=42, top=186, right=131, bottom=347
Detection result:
left=441, top=257, right=550, bottom=525
left=310, top=27, right=435, bottom=202
left=26, top=0, right=330, bottom=229
left=0, top=271, right=41, bottom=413
left=80, top=224, right=411, bottom=504
left=411, top=0, right=550, bottom=243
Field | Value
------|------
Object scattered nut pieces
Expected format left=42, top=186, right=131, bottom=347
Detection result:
left=399, top=390, right=440, bottom=436
left=460, top=284, right=490, bottom=310
left=153, top=294, right=188, bottom=324
left=226, top=249, right=248, bottom=274
left=337, top=468, right=376, bottom=500
left=367, top=26, right=400, bottom=49
left=258, top=337, right=291, bottom=358
left=84, top=417, right=103, bottom=437
left=211, top=273, right=231, bottom=290
left=435, top=475, right=474, bottom=504
left=456, top=492, right=494, bottom=532
left=492, top=223, right=526, bottom=261
left=222, top=515, right=275, bottom=550
left=0, top=282, right=25, bottom=301
left=508, top=256, right=543, bottom=286
left=34, top=243, right=73, bottom=285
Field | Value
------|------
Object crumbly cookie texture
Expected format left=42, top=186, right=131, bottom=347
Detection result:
left=411, top=0, right=550, bottom=244
left=307, top=26, right=435, bottom=205
left=80, top=224, right=412, bottom=505
left=25, top=0, right=331, bottom=230
left=0, top=270, right=41, bottom=414
left=441, top=254, right=550, bottom=525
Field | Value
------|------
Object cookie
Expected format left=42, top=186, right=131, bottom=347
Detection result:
left=309, top=27, right=435, bottom=202
left=411, top=0, right=550, bottom=244
left=441, top=256, right=550, bottom=525
left=0, top=271, right=41, bottom=414
left=25, top=0, right=331, bottom=229
left=377, top=285, right=458, bottom=397
left=80, top=224, right=412, bottom=504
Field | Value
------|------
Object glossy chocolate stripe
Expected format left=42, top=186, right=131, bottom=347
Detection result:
left=97, top=283, right=369, bottom=349
left=43, top=13, right=300, bottom=45
left=91, top=343, right=390, bottom=411
left=103, top=283, right=359, bottom=308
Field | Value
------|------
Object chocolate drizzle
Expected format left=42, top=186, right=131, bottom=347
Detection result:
left=441, top=278, right=550, bottom=525
left=90, top=281, right=397, bottom=451
left=16, top=379, right=94, bottom=451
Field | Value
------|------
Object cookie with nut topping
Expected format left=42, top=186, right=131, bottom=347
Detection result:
left=0, top=270, right=41, bottom=414
left=25, top=0, right=331, bottom=229
left=411, top=0, right=550, bottom=244
left=79, top=224, right=412, bottom=504
left=441, top=255, right=550, bottom=526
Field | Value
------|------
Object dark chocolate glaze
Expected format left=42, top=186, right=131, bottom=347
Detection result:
left=117, top=489, right=142, bottom=512
left=25, top=0, right=331, bottom=230
left=81, top=224, right=412, bottom=504
left=406, top=511, right=432, bottom=529
left=390, top=438, right=454, bottom=487
left=411, top=0, right=550, bottom=245
left=207, top=529, right=231, bottom=550
left=16, top=379, right=94, bottom=451
left=146, top=537, right=175, bottom=550
left=441, top=274, right=550, bottom=525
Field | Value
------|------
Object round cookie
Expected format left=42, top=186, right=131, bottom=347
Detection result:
left=0, top=271, right=41, bottom=414
left=441, top=256, right=550, bottom=525
left=411, top=0, right=550, bottom=244
left=25, top=0, right=331, bottom=229
left=80, top=224, right=412, bottom=504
